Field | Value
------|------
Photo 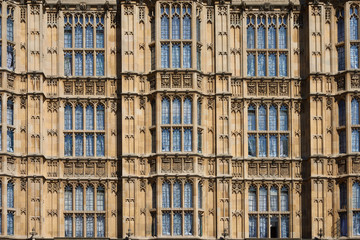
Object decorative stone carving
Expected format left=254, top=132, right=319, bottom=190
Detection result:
left=353, top=158, right=360, bottom=173
left=336, top=76, right=345, bottom=91
left=161, top=158, right=171, bottom=173
left=280, top=163, right=290, bottom=177
left=74, top=81, right=83, bottom=95
left=258, top=83, right=267, bottom=95
left=96, top=81, right=105, bottom=95
left=161, top=74, right=170, bottom=88
left=269, top=83, right=278, bottom=95
left=352, top=74, right=360, bottom=88
left=74, top=163, right=84, bottom=176
left=64, top=81, right=73, bottom=95
left=96, top=163, right=106, bottom=176
left=247, top=83, right=256, bottom=95
left=248, top=163, right=257, bottom=176
left=85, top=82, right=94, bottom=95
left=172, top=74, right=181, bottom=88
left=64, top=162, right=73, bottom=176
left=184, top=158, right=193, bottom=172
left=183, top=74, right=192, bottom=88
left=279, top=83, right=289, bottom=96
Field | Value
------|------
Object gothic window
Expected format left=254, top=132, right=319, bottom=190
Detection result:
left=173, top=181, right=181, bottom=208
left=184, top=98, right=192, bottom=124
left=184, top=213, right=193, bottom=235
left=339, top=100, right=346, bottom=126
left=258, top=105, right=266, bottom=130
left=75, top=15, right=83, bottom=48
left=86, top=185, right=94, bottom=211
left=350, top=5, right=359, bottom=40
left=65, top=185, right=73, bottom=211
left=353, top=182, right=360, bottom=235
left=152, top=183, right=157, bottom=209
left=75, top=215, right=83, bottom=237
left=97, top=185, right=105, bottom=211
left=162, top=212, right=171, bottom=235
left=64, top=103, right=105, bottom=157
left=340, top=183, right=347, bottom=209
left=352, top=44, right=360, bottom=69
left=184, top=182, right=193, bottom=208
left=162, top=182, right=170, bottom=208
left=97, top=215, right=105, bottom=237
left=173, top=128, right=181, bottom=151
left=280, top=105, right=288, bottom=131
left=248, top=134, right=256, bottom=157
left=354, top=212, right=360, bottom=235
left=184, top=128, right=192, bottom=151
left=338, top=46, right=345, bottom=71
left=159, top=3, right=195, bottom=70
left=337, top=9, right=345, bottom=42
left=247, top=14, right=288, bottom=77
left=64, top=14, right=104, bottom=76
left=198, top=182, right=202, bottom=209
left=174, top=212, right=182, bottom=235
left=162, top=128, right=170, bottom=152
left=7, top=129, right=13, bottom=153
left=6, top=7, right=13, bottom=42
left=7, top=45, right=14, bottom=71
left=354, top=182, right=360, bottom=208
left=75, top=185, right=83, bottom=211
left=173, top=98, right=181, bottom=124
left=248, top=184, right=290, bottom=238
left=339, top=130, right=346, bottom=153
left=65, top=215, right=73, bottom=237
left=340, top=213, right=347, bottom=236
left=269, top=105, right=277, bottom=130
left=248, top=105, right=256, bottom=131
left=197, top=130, right=202, bottom=153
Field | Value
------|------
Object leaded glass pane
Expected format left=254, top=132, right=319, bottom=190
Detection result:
left=7, top=45, right=14, bottom=70
left=172, top=44, right=180, bottom=68
left=281, top=215, right=289, bottom=238
left=162, top=129, right=170, bottom=152
left=247, top=26, right=255, bottom=49
left=268, top=25, right=276, bottom=49
left=86, top=25, right=93, bottom=48
left=7, top=182, right=13, bottom=208
left=198, top=182, right=202, bottom=208
left=7, top=99, right=13, bottom=125
left=280, top=135, right=288, bottom=157
left=353, top=130, right=360, bottom=152
left=96, top=52, right=104, bottom=76
left=340, top=213, right=347, bottom=236
left=184, top=182, right=193, bottom=208
left=339, top=100, right=346, bottom=126
left=86, top=134, right=94, bottom=156
left=269, top=105, right=277, bottom=131
left=173, top=129, right=181, bottom=152
left=248, top=106, right=256, bottom=131
left=183, top=44, right=192, bottom=68
left=65, top=215, right=73, bottom=237
left=268, top=53, right=276, bottom=76
left=65, top=185, right=73, bottom=211
left=353, top=99, right=360, bottom=125
left=183, top=15, right=191, bottom=39
left=75, top=134, right=83, bottom=156
left=338, top=46, right=345, bottom=71
left=162, top=213, right=170, bottom=235
left=86, top=186, right=94, bottom=211
left=75, top=105, right=83, bottom=130
left=351, top=15, right=359, bottom=40
left=258, top=106, right=267, bottom=130
left=184, top=128, right=192, bottom=152
left=96, top=25, right=104, bottom=48
left=184, top=213, right=193, bottom=235
left=249, top=215, right=257, bottom=237
left=174, top=213, right=182, bottom=235
left=161, top=15, right=169, bottom=39
left=96, top=104, right=105, bottom=130
left=86, top=105, right=94, bottom=130
left=353, top=182, right=360, bottom=209
left=97, top=216, right=105, bottom=237
left=75, top=25, right=83, bottom=48
left=280, top=105, right=288, bottom=131
left=259, top=135, right=267, bottom=157
left=97, top=186, right=105, bottom=211
left=161, top=44, right=170, bottom=68
left=270, top=187, right=278, bottom=211
left=64, top=52, right=72, bottom=76
left=85, top=53, right=94, bottom=76
left=184, top=98, right=192, bottom=124
left=162, top=98, right=170, bottom=124
left=258, top=53, right=266, bottom=76
left=337, top=10, right=345, bottom=42
left=279, top=53, right=287, bottom=76
left=351, top=45, right=359, bottom=69
left=340, top=183, right=347, bottom=209
left=172, top=15, right=180, bottom=39
left=75, top=215, right=83, bottom=237
left=96, top=134, right=105, bottom=156
left=64, top=25, right=72, bottom=48
left=257, top=26, right=265, bottom=49
left=75, top=185, right=83, bottom=211
left=249, top=186, right=257, bottom=211
left=7, top=17, right=13, bottom=41
left=173, top=98, right=181, bottom=124
left=279, top=26, right=287, bottom=49
left=7, top=129, right=13, bottom=153
left=281, top=187, right=289, bottom=211
left=64, top=134, right=73, bottom=156
left=247, top=53, right=255, bottom=76
left=260, top=216, right=268, bottom=238
left=173, top=181, right=181, bottom=208
left=354, top=212, right=360, bottom=235
left=248, top=134, right=256, bottom=157
left=86, top=216, right=94, bottom=237
left=259, top=186, right=267, bottom=211
left=162, top=182, right=170, bottom=208
left=340, top=130, right=346, bottom=153
left=270, top=135, right=278, bottom=157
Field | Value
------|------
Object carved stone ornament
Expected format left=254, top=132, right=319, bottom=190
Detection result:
left=352, top=74, right=360, bottom=88
left=247, top=82, right=256, bottom=95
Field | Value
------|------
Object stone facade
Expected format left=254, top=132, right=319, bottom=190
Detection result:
left=0, top=0, right=357, bottom=239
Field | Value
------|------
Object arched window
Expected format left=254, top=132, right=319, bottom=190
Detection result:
left=281, top=186, right=289, bottom=211
left=279, top=53, right=287, bottom=77
left=270, top=186, right=278, bottom=211
left=259, top=186, right=267, bottom=211
left=354, top=212, right=360, bottom=235
left=184, top=98, right=192, bottom=124
left=64, top=16, right=72, bottom=48
left=270, top=135, right=278, bottom=157
left=96, top=52, right=104, bottom=76
left=6, top=8, right=13, bottom=42
left=86, top=105, right=94, bottom=130
left=86, top=134, right=94, bottom=156
left=172, top=7, right=180, bottom=39
left=75, top=134, right=83, bottom=156
left=353, top=99, right=360, bottom=125
left=162, top=98, right=170, bottom=124
left=85, top=16, right=94, bottom=48
left=247, top=16, right=255, bottom=49
left=259, top=106, right=266, bottom=131
left=75, top=16, right=83, bottom=48
left=340, top=182, right=347, bottom=209
left=161, top=43, right=170, bottom=68
left=248, top=105, right=256, bottom=131
left=173, top=181, right=181, bottom=208
left=64, top=52, right=72, bottom=76
left=7, top=129, right=13, bottom=153
left=198, top=182, right=202, bottom=209
left=183, top=5, right=191, bottom=39
left=173, top=98, right=181, bottom=124
left=337, top=9, right=345, bottom=42
left=268, top=53, right=277, bottom=76
left=64, top=104, right=73, bottom=130
left=184, top=128, right=192, bottom=151
left=96, top=185, right=105, bottom=211
left=161, top=6, right=169, bottom=39
left=281, top=215, right=289, bottom=238
left=7, top=182, right=14, bottom=208
left=65, top=185, right=73, bottom=211
left=260, top=216, right=268, bottom=238
left=96, top=134, right=105, bottom=156
left=259, top=135, right=267, bottom=157
left=75, top=105, right=83, bottom=130
left=249, top=186, right=257, bottom=211
left=86, top=185, right=94, bottom=211
left=280, top=135, right=288, bottom=157
left=280, top=105, right=288, bottom=131
left=350, top=6, right=359, bottom=40
left=339, top=100, right=346, bottom=126
left=183, top=44, right=192, bottom=68
left=65, top=215, right=73, bottom=237
left=249, top=215, right=257, bottom=238
left=353, top=182, right=360, bottom=209
left=7, top=99, right=13, bottom=125
left=86, top=215, right=94, bottom=237
left=162, top=182, right=170, bottom=208
left=248, top=134, right=256, bottom=157
left=172, top=43, right=180, bottom=68
left=96, top=16, right=104, bottom=48
left=173, top=128, right=181, bottom=151
left=279, top=26, right=287, bottom=49
left=75, top=185, right=83, bottom=211
left=64, top=134, right=73, bottom=156
left=257, top=16, right=265, bottom=49
left=269, top=105, right=277, bottom=130
left=268, top=16, right=276, bottom=49
left=184, top=182, right=193, bottom=208
left=75, top=52, right=83, bottom=76
left=85, top=52, right=94, bottom=76
left=96, top=104, right=105, bottom=130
